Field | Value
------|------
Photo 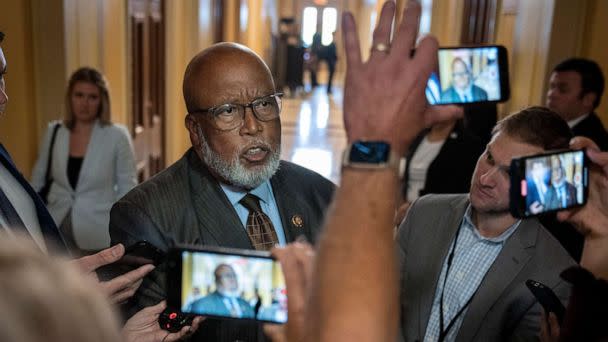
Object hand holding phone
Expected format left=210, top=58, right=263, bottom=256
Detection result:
left=96, top=241, right=165, bottom=281
left=510, top=149, right=589, bottom=218
left=167, top=246, right=287, bottom=324
left=525, top=279, right=565, bottom=324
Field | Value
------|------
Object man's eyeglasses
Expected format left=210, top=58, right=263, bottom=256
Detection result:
left=190, top=93, right=283, bottom=131
left=452, top=71, right=469, bottom=78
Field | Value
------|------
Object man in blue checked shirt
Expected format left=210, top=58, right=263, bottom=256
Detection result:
left=397, top=106, right=576, bottom=342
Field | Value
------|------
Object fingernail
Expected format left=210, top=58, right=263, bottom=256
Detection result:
left=111, top=244, right=123, bottom=258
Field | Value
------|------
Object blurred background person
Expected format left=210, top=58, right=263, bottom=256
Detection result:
left=307, top=32, right=322, bottom=88
left=397, top=106, right=484, bottom=224
left=31, top=67, right=137, bottom=255
left=321, top=32, right=338, bottom=94
left=0, top=235, right=123, bottom=342
left=546, top=58, right=608, bottom=151
left=0, top=235, right=201, bottom=342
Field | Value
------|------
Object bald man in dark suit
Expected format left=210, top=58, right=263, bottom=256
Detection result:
left=110, top=42, right=334, bottom=341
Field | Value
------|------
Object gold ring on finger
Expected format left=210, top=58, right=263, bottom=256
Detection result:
left=371, top=43, right=391, bottom=53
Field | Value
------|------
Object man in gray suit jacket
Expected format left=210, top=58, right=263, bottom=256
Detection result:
left=110, top=42, right=334, bottom=341
left=397, top=107, right=576, bottom=341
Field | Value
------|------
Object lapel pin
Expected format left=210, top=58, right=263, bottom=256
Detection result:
left=291, top=214, right=304, bottom=228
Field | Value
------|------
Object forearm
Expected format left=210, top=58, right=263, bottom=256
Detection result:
left=312, top=167, right=399, bottom=342
left=581, top=236, right=608, bottom=280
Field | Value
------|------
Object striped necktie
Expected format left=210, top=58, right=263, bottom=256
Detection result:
left=239, top=194, right=279, bottom=251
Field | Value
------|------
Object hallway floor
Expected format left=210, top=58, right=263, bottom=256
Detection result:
left=279, top=85, right=346, bottom=185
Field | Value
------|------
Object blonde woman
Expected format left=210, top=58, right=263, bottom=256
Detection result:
left=31, top=67, right=137, bottom=254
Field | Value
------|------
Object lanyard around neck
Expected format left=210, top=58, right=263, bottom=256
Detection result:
left=437, top=222, right=477, bottom=342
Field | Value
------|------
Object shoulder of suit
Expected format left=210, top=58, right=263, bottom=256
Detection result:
left=413, top=193, right=469, bottom=210
left=118, top=153, right=189, bottom=204
left=47, top=120, right=64, bottom=131
left=277, top=160, right=336, bottom=190
left=99, top=122, right=130, bottom=136
left=534, top=223, right=577, bottom=268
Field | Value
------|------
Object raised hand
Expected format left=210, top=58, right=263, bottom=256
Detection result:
left=341, top=1, right=460, bottom=156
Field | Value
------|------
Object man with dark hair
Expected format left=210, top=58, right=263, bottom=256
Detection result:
left=398, top=106, right=575, bottom=341
left=547, top=58, right=608, bottom=150
left=110, top=42, right=335, bottom=341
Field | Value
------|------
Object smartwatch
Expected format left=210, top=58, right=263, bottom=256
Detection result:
left=342, top=141, right=399, bottom=170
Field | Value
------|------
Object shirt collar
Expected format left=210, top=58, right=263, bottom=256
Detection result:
left=455, top=85, right=473, bottom=100
left=567, top=113, right=589, bottom=128
left=462, top=205, right=521, bottom=243
left=221, top=180, right=273, bottom=206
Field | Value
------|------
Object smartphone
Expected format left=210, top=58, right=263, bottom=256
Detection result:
left=510, top=149, right=588, bottom=218
left=525, top=279, right=565, bottom=324
left=96, top=241, right=165, bottom=281
left=425, top=45, right=510, bottom=105
left=166, top=245, right=287, bottom=324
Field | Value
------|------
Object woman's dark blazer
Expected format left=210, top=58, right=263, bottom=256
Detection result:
left=402, top=120, right=485, bottom=201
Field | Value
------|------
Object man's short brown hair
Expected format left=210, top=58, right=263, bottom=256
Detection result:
left=492, top=106, right=573, bottom=150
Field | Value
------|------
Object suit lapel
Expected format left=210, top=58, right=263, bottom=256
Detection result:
left=270, top=162, right=310, bottom=243
left=456, top=219, right=537, bottom=341
left=186, top=150, right=252, bottom=248
left=417, top=196, right=469, bottom=338
left=0, top=144, right=68, bottom=253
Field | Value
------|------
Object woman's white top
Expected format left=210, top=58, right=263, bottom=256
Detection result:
left=31, top=120, right=137, bottom=250
left=406, top=136, right=445, bottom=202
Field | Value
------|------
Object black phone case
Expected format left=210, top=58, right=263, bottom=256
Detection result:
left=525, top=279, right=565, bottom=324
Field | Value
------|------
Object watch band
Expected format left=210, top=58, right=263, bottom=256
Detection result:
left=342, top=141, right=400, bottom=170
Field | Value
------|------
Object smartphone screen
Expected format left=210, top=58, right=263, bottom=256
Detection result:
left=426, top=45, right=509, bottom=105
left=167, top=247, right=287, bottom=324
left=510, top=149, right=588, bottom=218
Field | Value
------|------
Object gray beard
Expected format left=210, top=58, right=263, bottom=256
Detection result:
left=196, top=125, right=280, bottom=190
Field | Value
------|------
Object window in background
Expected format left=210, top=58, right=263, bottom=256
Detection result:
left=302, top=7, right=318, bottom=46
left=419, top=0, right=433, bottom=35
left=321, top=7, right=337, bottom=45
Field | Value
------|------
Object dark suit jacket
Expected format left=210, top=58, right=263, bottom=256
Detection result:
left=110, top=148, right=335, bottom=341
left=571, top=112, right=608, bottom=151
left=402, top=122, right=484, bottom=201
left=0, top=144, right=67, bottom=254
left=440, top=85, right=488, bottom=103
left=397, top=194, right=575, bottom=342
left=189, top=292, right=255, bottom=319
